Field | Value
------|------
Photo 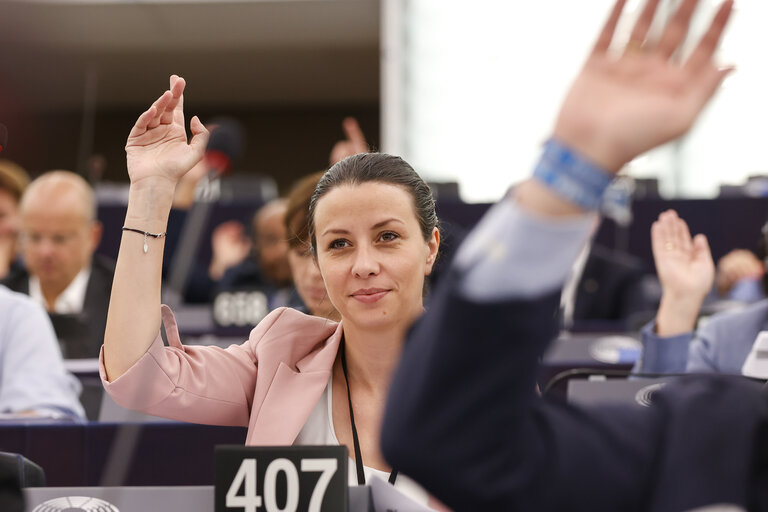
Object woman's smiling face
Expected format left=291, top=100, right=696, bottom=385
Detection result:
left=313, top=181, right=439, bottom=332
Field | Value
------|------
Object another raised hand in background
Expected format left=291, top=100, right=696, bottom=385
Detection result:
left=715, top=248, right=764, bottom=297
left=651, top=210, right=715, bottom=336
left=209, top=220, right=251, bottom=281
left=329, top=117, right=369, bottom=165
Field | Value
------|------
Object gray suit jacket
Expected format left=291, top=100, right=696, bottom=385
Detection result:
left=638, top=298, right=768, bottom=374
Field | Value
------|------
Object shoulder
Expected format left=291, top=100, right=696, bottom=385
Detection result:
left=705, top=298, right=768, bottom=330
left=0, top=285, right=41, bottom=317
left=0, top=285, right=52, bottom=338
left=248, top=307, right=340, bottom=352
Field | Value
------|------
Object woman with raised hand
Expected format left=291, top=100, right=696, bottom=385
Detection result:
left=381, top=1, right=768, bottom=511
left=101, top=77, right=441, bottom=505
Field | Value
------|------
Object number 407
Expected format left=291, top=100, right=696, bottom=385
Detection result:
left=226, top=458, right=338, bottom=512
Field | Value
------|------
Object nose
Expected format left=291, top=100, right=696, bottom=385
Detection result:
left=351, top=245, right=379, bottom=279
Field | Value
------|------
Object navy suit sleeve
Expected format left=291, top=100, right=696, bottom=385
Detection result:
left=382, top=272, right=662, bottom=511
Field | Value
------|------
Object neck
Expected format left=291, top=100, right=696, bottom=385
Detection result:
left=340, top=322, right=408, bottom=394
left=40, top=281, right=68, bottom=311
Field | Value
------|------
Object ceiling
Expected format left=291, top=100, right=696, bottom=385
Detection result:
left=0, top=0, right=381, bottom=111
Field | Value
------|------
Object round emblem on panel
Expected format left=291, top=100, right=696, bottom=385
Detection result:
left=634, top=382, right=667, bottom=407
left=32, top=496, right=119, bottom=512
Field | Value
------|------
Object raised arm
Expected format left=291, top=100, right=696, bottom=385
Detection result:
left=103, top=75, right=209, bottom=380
left=384, top=0, right=735, bottom=509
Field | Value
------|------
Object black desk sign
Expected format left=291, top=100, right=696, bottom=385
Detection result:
left=215, top=445, right=348, bottom=512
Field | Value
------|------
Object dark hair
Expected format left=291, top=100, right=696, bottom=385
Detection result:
left=308, top=153, right=438, bottom=252
left=285, top=171, right=325, bottom=250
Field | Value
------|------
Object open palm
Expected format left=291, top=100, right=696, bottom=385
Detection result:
left=125, top=75, right=209, bottom=186
left=651, top=209, right=714, bottom=301
left=555, top=0, right=734, bottom=172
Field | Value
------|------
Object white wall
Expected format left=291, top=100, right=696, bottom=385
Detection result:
left=384, top=0, right=768, bottom=202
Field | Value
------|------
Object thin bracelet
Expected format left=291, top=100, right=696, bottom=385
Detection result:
left=122, top=226, right=167, bottom=254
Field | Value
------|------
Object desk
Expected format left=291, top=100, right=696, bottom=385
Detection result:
left=0, top=422, right=246, bottom=487
left=540, top=333, right=642, bottom=396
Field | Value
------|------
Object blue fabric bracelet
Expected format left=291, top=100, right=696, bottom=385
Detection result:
left=532, top=138, right=614, bottom=211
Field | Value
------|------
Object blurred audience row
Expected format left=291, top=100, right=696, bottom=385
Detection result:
left=3, top=109, right=768, bottom=421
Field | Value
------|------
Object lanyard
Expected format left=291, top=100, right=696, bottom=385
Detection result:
left=340, top=337, right=398, bottom=486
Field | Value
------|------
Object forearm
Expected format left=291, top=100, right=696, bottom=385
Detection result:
left=103, top=177, right=176, bottom=380
left=655, top=291, right=703, bottom=337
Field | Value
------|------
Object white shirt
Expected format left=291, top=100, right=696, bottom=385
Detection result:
left=560, top=243, right=591, bottom=328
left=294, top=376, right=431, bottom=507
left=29, top=266, right=91, bottom=313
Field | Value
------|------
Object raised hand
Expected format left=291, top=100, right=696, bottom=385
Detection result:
left=125, top=75, right=209, bottom=187
left=329, top=117, right=369, bottom=165
left=554, top=0, right=734, bottom=173
left=651, top=209, right=715, bottom=336
left=209, top=220, right=251, bottom=280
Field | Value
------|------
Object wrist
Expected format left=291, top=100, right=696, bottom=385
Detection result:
left=553, top=118, right=626, bottom=173
left=531, top=138, right=614, bottom=212
left=126, top=180, right=176, bottom=231
left=655, top=293, right=704, bottom=337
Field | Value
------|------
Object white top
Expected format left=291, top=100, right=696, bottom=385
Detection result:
left=29, top=266, right=91, bottom=314
left=294, top=375, right=431, bottom=507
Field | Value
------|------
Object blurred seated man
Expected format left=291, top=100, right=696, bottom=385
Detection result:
left=217, top=198, right=301, bottom=309
left=2, top=171, right=114, bottom=359
left=283, top=172, right=338, bottom=319
left=0, top=160, right=30, bottom=280
left=638, top=210, right=768, bottom=375
left=0, top=285, right=85, bottom=419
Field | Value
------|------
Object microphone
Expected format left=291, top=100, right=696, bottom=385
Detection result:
left=0, top=124, right=7, bottom=153
left=204, top=117, right=245, bottom=177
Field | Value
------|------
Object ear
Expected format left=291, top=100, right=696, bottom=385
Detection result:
left=90, top=220, right=103, bottom=253
left=424, top=227, right=440, bottom=276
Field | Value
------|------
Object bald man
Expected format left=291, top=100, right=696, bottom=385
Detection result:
left=2, top=171, right=115, bottom=359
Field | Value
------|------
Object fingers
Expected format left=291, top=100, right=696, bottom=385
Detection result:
left=692, top=233, right=712, bottom=261
left=684, top=0, right=734, bottom=73
left=189, top=115, right=210, bottom=155
left=592, top=0, right=628, bottom=56
left=651, top=210, right=678, bottom=256
left=626, top=0, right=662, bottom=51
left=655, top=0, right=699, bottom=58
left=342, top=117, right=367, bottom=148
left=672, top=211, right=694, bottom=253
left=127, top=105, right=158, bottom=139
left=652, top=210, right=695, bottom=255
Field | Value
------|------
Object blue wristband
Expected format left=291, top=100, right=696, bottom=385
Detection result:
left=533, top=139, right=614, bottom=211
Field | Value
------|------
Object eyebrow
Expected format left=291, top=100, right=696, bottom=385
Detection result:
left=320, top=218, right=405, bottom=237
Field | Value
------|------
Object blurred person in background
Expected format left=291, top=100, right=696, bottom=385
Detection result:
left=2, top=171, right=114, bottom=359
left=0, top=160, right=29, bottom=281
left=0, top=284, right=85, bottom=419
left=217, top=198, right=300, bottom=310
left=284, top=171, right=338, bottom=319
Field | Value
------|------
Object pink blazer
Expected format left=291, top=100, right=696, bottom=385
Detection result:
left=101, top=305, right=453, bottom=511
left=100, top=306, right=342, bottom=446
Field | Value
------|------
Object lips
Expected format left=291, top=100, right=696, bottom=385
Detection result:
left=350, top=287, right=390, bottom=304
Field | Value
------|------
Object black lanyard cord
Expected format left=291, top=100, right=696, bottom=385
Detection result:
left=340, top=337, right=398, bottom=486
